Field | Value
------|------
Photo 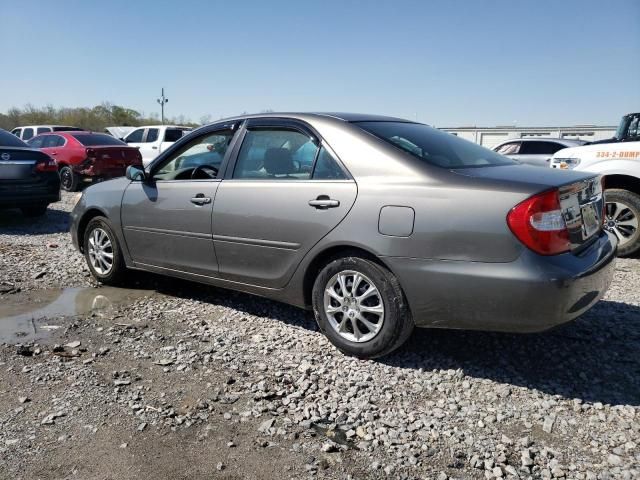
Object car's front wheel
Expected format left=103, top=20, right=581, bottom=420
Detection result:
left=83, top=217, right=126, bottom=285
left=312, top=255, right=414, bottom=358
left=605, top=189, right=640, bottom=257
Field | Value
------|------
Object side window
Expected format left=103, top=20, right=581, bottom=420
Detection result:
left=312, top=147, right=347, bottom=180
left=22, top=128, right=34, bottom=140
left=28, top=136, right=45, bottom=148
left=55, top=135, right=66, bottom=147
left=164, top=128, right=185, bottom=142
left=146, top=128, right=159, bottom=143
left=152, top=130, right=235, bottom=181
left=37, top=127, right=51, bottom=135
left=11, top=129, right=21, bottom=137
left=233, top=128, right=318, bottom=180
left=495, top=142, right=520, bottom=155
left=42, top=135, right=63, bottom=148
left=521, top=141, right=564, bottom=155
left=126, top=128, right=144, bottom=143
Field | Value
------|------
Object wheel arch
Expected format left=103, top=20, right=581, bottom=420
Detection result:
left=76, top=208, right=109, bottom=253
left=604, top=174, right=640, bottom=195
left=301, top=244, right=398, bottom=308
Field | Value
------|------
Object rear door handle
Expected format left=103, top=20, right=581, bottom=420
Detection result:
left=309, top=195, right=340, bottom=209
left=190, top=194, right=211, bottom=205
left=152, top=146, right=158, bottom=150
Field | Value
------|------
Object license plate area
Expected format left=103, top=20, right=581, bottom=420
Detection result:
left=581, top=202, right=600, bottom=239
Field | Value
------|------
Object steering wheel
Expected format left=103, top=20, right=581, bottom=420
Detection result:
left=191, top=164, right=219, bottom=179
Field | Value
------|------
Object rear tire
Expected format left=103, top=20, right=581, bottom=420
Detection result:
left=20, top=204, right=48, bottom=217
left=312, top=255, right=414, bottom=359
left=605, top=189, right=640, bottom=257
left=59, top=165, right=79, bottom=192
left=83, top=217, right=126, bottom=285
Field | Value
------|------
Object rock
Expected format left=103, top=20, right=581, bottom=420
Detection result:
left=216, top=462, right=225, bottom=471
left=120, top=443, right=128, bottom=449
left=258, top=418, right=275, bottom=433
left=16, top=345, right=33, bottom=357
left=154, top=358, right=174, bottom=366
left=18, top=396, right=29, bottom=404
left=65, top=341, right=81, bottom=348
left=33, top=270, right=47, bottom=279
left=542, top=415, right=556, bottom=433
left=138, top=423, right=147, bottom=431
left=114, top=379, right=131, bottom=386
left=607, top=454, right=623, bottom=466
left=321, top=442, right=338, bottom=453
left=5, top=439, right=19, bottom=446
left=437, top=473, right=448, bottom=480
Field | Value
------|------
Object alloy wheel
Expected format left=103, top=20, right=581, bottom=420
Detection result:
left=87, top=227, right=114, bottom=275
left=323, top=270, right=385, bottom=343
left=605, top=201, right=639, bottom=247
left=60, top=168, right=73, bottom=191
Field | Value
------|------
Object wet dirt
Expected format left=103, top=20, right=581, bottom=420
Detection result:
left=0, top=286, right=155, bottom=343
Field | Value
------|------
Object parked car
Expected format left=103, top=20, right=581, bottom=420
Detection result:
left=0, top=129, right=59, bottom=216
left=70, top=113, right=616, bottom=358
left=493, top=138, right=586, bottom=167
left=122, top=125, right=192, bottom=166
left=27, top=132, right=142, bottom=192
left=550, top=140, right=640, bottom=256
left=104, top=126, right=136, bottom=139
left=11, top=125, right=84, bottom=141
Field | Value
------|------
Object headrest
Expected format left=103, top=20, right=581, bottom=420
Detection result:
left=264, top=148, right=295, bottom=175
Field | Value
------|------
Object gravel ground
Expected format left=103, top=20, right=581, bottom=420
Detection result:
left=0, top=193, right=638, bottom=480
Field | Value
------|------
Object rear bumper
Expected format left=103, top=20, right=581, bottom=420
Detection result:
left=384, top=231, right=617, bottom=332
left=0, top=176, right=61, bottom=208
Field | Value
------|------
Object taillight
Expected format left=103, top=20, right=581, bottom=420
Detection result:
left=507, top=189, right=570, bottom=255
left=35, top=158, right=58, bottom=172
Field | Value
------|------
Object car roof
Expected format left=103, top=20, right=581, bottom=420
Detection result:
left=496, top=138, right=585, bottom=146
left=203, top=112, right=414, bottom=126
left=17, top=125, right=77, bottom=128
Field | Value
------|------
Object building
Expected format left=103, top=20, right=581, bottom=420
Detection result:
left=440, top=125, right=617, bottom=149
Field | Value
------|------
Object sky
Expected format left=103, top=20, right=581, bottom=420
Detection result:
left=1, top=0, right=638, bottom=127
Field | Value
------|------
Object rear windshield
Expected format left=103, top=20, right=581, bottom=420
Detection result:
left=52, top=126, right=84, bottom=132
left=0, top=130, right=28, bottom=148
left=356, top=121, right=516, bottom=168
left=71, top=133, right=127, bottom=146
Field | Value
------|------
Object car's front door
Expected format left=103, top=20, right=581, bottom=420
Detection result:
left=120, top=127, right=239, bottom=276
left=212, top=120, right=357, bottom=288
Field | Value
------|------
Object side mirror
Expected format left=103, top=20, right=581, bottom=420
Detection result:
left=126, top=165, right=146, bottom=182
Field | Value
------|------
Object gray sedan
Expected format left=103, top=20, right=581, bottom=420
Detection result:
left=70, top=113, right=616, bottom=358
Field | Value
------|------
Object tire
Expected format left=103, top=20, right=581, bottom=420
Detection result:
left=83, top=217, right=126, bottom=285
left=604, top=189, right=640, bottom=257
left=20, top=203, right=48, bottom=217
left=59, top=165, right=79, bottom=192
left=312, top=255, right=414, bottom=359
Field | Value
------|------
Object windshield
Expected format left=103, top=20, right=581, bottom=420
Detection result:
left=71, top=133, right=127, bottom=146
left=0, top=130, right=28, bottom=148
left=356, top=122, right=517, bottom=168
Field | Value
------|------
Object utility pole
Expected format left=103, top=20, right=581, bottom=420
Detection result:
left=157, top=88, right=168, bottom=125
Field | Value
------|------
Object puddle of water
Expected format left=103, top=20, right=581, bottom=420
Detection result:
left=0, top=286, right=154, bottom=344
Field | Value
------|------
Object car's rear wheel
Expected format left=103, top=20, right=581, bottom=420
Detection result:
left=604, top=189, right=640, bottom=257
left=59, top=165, right=79, bottom=192
left=20, top=203, right=48, bottom=217
left=83, top=217, right=126, bottom=285
left=312, top=255, right=414, bottom=358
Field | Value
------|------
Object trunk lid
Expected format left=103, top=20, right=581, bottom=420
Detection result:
left=454, top=164, right=604, bottom=250
left=89, top=146, right=142, bottom=168
left=0, top=148, right=51, bottom=180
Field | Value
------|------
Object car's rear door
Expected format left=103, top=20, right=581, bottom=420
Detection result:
left=519, top=141, right=566, bottom=167
left=212, top=119, right=357, bottom=288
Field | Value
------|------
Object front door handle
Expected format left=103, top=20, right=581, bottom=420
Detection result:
left=309, top=195, right=340, bottom=209
left=190, top=194, right=211, bottom=205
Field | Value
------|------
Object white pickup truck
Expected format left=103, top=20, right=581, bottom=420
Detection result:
left=122, top=125, right=192, bottom=166
left=550, top=121, right=640, bottom=257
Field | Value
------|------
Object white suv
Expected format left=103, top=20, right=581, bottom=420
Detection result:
left=11, top=125, right=84, bottom=141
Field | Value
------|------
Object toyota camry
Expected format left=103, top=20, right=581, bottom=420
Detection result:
left=70, top=113, right=616, bottom=358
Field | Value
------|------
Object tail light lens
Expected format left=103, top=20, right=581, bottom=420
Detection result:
left=507, top=189, right=570, bottom=255
left=35, top=157, right=58, bottom=172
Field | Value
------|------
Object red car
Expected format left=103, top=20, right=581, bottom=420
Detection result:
left=27, top=131, right=143, bottom=191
